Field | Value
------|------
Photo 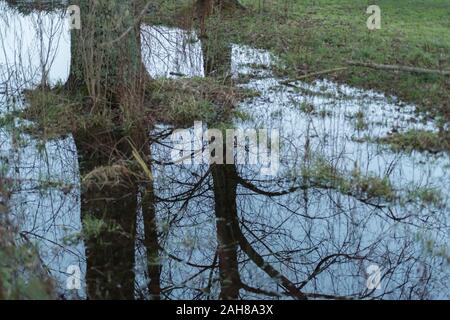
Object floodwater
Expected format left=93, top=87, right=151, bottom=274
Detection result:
left=0, top=2, right=449, bottom=299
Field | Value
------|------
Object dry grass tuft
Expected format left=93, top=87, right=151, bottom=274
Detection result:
left=82, top=164, right=136, bottom=190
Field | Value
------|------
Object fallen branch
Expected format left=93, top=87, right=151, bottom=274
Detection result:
left=347, top=61, right=450, bottom=76
left=280, top=67, right=348, bottom=85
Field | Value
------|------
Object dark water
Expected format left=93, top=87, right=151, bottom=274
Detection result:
left=0, top=2, right=449, bottom=299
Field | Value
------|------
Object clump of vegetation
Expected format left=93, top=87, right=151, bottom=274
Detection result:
left=17, top=75, right=256, bottom=142
left=416, top=234, right=450, bottom=265
left=302, top=157, right=446, bottom=207
left=63, top=215, right=126, bottom=246
left=3, top=0, right=65, bottom=14
left=299, top=102, right=315, bottom=114
left=405, top=187, right=444, bottom=207
left=378, top=129, right=450, bottom=153
left=302, top=158, right=395, bottom=202
left=21, top=87, right=85, bottom=139
left=81, top=164, right=138, bottom=191
left=149, top=77, right=257, bottom=126
left=81, top=216, right=123, bottom=241
left=350, top=173, right=395, bottom=201
left=353, top=110, right=368, bottom=131
left=294, top=100, right=333, bottom=118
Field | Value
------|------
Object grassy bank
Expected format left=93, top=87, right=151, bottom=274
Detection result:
left=149, top=0, right=450, bottom=121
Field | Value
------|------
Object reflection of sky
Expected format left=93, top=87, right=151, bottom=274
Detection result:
left=0, top=5, right=83, bottom=298
left=142, top=25, right=204, bottom=79
left=0, top=3, right=70, bottom=89
left=0, top=5, right=449, bottom=299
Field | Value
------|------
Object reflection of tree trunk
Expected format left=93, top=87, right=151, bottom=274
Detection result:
left=141, top=180, right=161, bottom=300
left=81, top=184, right=137, bottom=300
left=211, top=164, right=241, bottom=299
left=0, top=191, right=10, bottom=300
left=66, top=0, right=160, bottom=299
left=199, top=0, right=243, bottom=298
left=75, top=132, right=137, bottom=300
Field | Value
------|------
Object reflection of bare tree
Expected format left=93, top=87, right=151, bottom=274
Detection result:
left=211, top=164, right=241, bottom=299
left=1, top=0, right=449, bottom=301
left=211, top=163, right=308, bottom=299
left=74, top=131, right=137, bottom=299
left=67, top=0, right=161, bottom=299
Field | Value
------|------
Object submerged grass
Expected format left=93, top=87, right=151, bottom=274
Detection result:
left=301, top=156, right=445, bottom=207
left=302, top=157, right=396, bottom=202
left=378, top=129, right=450, bottom=153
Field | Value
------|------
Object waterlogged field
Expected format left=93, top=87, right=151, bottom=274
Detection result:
left=0, top=0, right=449, bottom=300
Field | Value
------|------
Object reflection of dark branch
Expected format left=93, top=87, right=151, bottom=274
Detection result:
left=232, top=218, right=307, bottom=300
left=240, top=282, right=282, bottom=298
left=297, top=253, right=365, bottom=290
left=235, top=174, right=387, bottom=210
left=210, top=164, right=306, bottom=299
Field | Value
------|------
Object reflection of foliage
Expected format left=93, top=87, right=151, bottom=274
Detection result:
left=0, top=174, right=54, bottom=299
left=82, top=164, right=135, bottom=191
left=417, top=234, right=450, bottom=265
left=405, top=187, right=444, bottom=207
left=3, top=0, right=65, bottom=15
left=82, top=216, right=123, bottom=241
left=64, top=215, right=127, bottom=246
left=0, top=242, right=55, bottom=300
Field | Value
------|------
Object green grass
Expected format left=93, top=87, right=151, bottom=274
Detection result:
left=243, top=1, right=449, bottom=116
left=149, top=0, right=449, bottom=122
left=148, top=77, right=256, bottom=127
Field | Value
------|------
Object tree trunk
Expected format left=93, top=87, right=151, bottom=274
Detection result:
left=68, top=0, right=159, bottom=299
left=196, top=0, right=244, bottom=37
left=75, top=130, right=138, bottom=300
left=67, top=0, right=148, bottom=118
